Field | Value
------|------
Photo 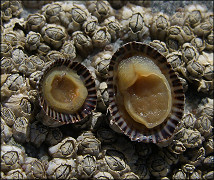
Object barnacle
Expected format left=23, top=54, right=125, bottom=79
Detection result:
left=26, top=13, right=46, bottom=32
left=12, top=116, right=30, bottom=143
left=22, top=157, right=47, bottom=179
left=45, top=128, right=63, bottom=146
left=30, top=121, right=49, bottom=148
left=82, top=15, right=98, bottom=35
left=1, top=57, right=15, bottom=74
left=46, top=158, right=76, bottom=179
left=5, top=169, right=27, bottom=179
left=1, top=117, right=13, bottom=143
left=147, top=153, right=170, bottom=177
left=72, top=31, right=93, bottom=58
left=48, top=137, right=78, bottom=158
left=41, top=2, right=63, bottom=24
left=41, top=24, right=67, bottom=49
left=149, top=12, right=170, bottom=41
left=1, top=145, right=25, bottom=172
left=92, top=26, right=111, bottom=48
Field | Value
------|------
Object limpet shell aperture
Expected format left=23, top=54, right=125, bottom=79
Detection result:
left=107, top=42, right=185, bottom=143
left=37, top=59, right=97, bottom=124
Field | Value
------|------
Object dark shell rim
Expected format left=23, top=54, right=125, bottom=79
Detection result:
left=37, top=59, right=97, bottom=124
left=107, top=41, right=185, bottom=143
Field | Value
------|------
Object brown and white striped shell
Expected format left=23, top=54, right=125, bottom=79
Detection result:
left=37, top=59, right=97, bottom=124
left=107, top=42, right=185, bottom=143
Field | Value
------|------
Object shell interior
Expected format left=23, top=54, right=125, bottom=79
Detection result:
left=38, top=59, right=97, bottom=124
left=107, top=42, right=185, bottom=143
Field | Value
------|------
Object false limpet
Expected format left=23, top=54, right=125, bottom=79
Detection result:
left=107, top=42, right=185, bottom=143
left=37, top=59, right=97, bottom=124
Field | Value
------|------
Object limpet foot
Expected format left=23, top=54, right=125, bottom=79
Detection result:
left=117, top=56, right=172, bottom=128
left=42, top=66, right=88, bottom=114
left=37, top=59, right=97, bottom=124
left=108, top=42, right=185, bottom=143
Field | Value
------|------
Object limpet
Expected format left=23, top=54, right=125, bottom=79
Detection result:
left=37, top=59, right=97, bottom=124
left=107, top=42, right=185, bottom=143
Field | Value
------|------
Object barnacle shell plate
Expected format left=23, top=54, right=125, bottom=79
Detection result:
left=37, top=59, right=97, bottom=124
left=107, top=42, right=185, bottom=143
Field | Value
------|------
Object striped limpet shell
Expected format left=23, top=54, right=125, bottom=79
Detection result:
left=37, top=59, right=97, bottom=124
left=107, top=42, right=185, bottom=143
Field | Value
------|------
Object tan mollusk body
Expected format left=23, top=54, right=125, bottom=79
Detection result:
left=42, top=66, right=88, bottom=114
left=107, top=42, right=185, bottom=143
left=117, top=56, right=172, bottom=129
left=37, top=59, right=97, bottom=124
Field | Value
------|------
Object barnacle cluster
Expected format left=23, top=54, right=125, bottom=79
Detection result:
left=1, top=0, right=213, bottom=179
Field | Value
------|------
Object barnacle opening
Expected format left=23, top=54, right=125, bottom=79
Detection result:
left=117, top=56, right=172, bottom=129
left=42, top=66, right=88, bottom=114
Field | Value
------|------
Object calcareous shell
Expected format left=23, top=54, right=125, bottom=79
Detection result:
left=4, top=169, right=27, bottom=179
left=1, top=117, right=13, bottom=143
left=46, top=158, right=76, bottom=179
left=1, top=145, right=26, bottom=172
left=22, top=157, right=47, bottom=179
left=107, top=42, right=185, bottom=143
left=37, top=59, right=97, bottom=125
left=48, top=137, right=78, bottom=158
